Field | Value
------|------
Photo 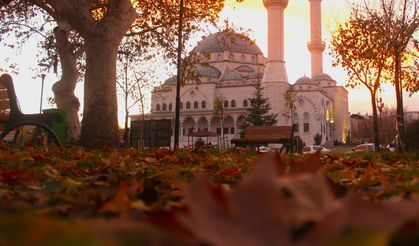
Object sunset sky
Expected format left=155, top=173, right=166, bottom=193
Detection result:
left=1, top=0, right=418, bottom=125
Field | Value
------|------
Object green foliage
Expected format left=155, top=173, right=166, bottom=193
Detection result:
left=314, top=133, right=323, bottom=145
left=243, top=82, right=277, bottom=127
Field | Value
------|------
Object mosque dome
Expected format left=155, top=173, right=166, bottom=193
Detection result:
left=163, top=76, right=177, bottom=85
left=295, top=75, right=315, bottom=85
left=312, top=73, right=334, bottom=81
left=193, top=32, right=263, bottom=55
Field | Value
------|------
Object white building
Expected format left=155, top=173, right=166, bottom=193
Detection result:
left=131, top=0, right=349, bottom=147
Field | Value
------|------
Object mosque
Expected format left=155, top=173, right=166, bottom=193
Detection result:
left=130, top=0, right=349, bottom=148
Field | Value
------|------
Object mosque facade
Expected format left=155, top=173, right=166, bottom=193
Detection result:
left=131, top=0, right=349, bottom=148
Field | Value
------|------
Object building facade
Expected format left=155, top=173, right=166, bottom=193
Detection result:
left=131, top=0, right=349, bottom=148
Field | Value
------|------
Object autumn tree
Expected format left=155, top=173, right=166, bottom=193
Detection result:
left=243, top=81, right=277, bottom=127
left=330, top=8, right=391, bottom=151
left=0, top=5, right=83, bottom=142
left=363, top=0, right=419, bottom=151
left=0, top=0, right=232, bottom=148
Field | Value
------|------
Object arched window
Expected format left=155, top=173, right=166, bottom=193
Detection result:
left=243, top=99, right=248, bottom=108
left=303, top=112, right=310, bottom=121
left=294, top=113, right=299, bottom=123
left=229, top=54, right=234, bottom=61
left=162, top=103, right=167, bottom=111
left=224, top=100, right=229, bottom=108
left=217, top=54, right=222, bottom=61
left=201, top=100, right=206, bottom=109
left=231, top=100, right=236, bottom=108
left=169, top=103, right=173, bottom=111
left=156, top=104, right=161, bottom=111
left=194, top=101, right=199, bottom=109
left=252, top=56, right=256, bottom=63
left=186, top=101, right=191, bottom=109
left=241, top=54, right=246, bottom=62
left=180, top=102, right=183, bottom=109
left=303, top=112, right=310, bottom=133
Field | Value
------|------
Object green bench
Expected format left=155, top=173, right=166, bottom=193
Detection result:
left=0, top=73, right=62, bottom=146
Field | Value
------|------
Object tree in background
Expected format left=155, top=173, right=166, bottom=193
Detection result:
left=330, top=7, right=391, bottom=151
left=243, top=82, right=277, bottom=127
left=314, top=133, right=322, bottom=146
left=214, top=97, right=227, bottom=148
left=405, top=119, right=419, bottom=151
left=363, top=0, right=419, bottom=151
left=0, top=0, right=236, bottom=148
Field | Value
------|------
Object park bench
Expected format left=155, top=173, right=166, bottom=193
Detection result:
left=231, top=125, right=293, bottom=152
left=0, top=73, right=62, bottom=146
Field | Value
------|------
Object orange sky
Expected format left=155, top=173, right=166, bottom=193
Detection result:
left=218, top=0, right=419, bottom=114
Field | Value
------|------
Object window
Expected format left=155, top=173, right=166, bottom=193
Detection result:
left=241, top=54, right=246, bottom=62
left=156, top=104, right=161, bottom=111
left=293, top=113, right=299, bottom=132
left=230, top=127, right=235, bottom=134
left=303, top=112, right=310, bottom=122
left=194, top=101, right=198, bottom=109
left=303, top=112, right=310, bottom=133
left=224, top=128, right=229, bottom=134
left=169, top=103, right=172, bottom=111
left=304, top=123, right=310, bottom=133
left=162, top=103, right=167, bottom=111
left=217, top=54, right=222, bottom=61
left=243, top=99, right=248, bottom=107
left=217, top=128, right=221, bottom=134
left=201, top=100, right=206, bottom=109
left=229, top=54, right=234, bottom=61
left=224, top=100, right=229, bottom=108
left=186, top=101, right=191, bottom=109
left=231, top=100, right=236, bottom=108
left=293, top=123, right=299, bottom=132
left=294, top=113, right=299, bottom=123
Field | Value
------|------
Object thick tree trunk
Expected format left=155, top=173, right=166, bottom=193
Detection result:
left=80, top=36, right=120, bottom=148
left=52, top=27, right=81, bottom=143
left=371, top=91, right=381, bottom=151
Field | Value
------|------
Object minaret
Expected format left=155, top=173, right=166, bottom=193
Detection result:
left=262, top=0, right=290, bottom=125
left=308, top=0, right=325, bottom=77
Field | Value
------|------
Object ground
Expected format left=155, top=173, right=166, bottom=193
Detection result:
left=0, top=143, right=418, bottom=245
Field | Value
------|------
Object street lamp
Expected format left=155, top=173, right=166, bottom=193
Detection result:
left=39, top=74, right=46, bottom=113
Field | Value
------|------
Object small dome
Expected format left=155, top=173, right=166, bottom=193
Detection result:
left=193, top=31, right=263, bottom=55
left=196, top=65, right=221, bottom=77
left=163, top=76, right=177, bottom=85
left=222, top=70, right=242, bottom=81
left=295, top=75, right=315, bottom=85
left=312, top=73, right=334, bottom=81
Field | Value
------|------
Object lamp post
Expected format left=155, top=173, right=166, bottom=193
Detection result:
left=39, top=74, right=46, bottom=113
left=174, top=0, right=184, bottom=149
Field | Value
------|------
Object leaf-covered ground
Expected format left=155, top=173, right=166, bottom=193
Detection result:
left=0, top=142, right=418, bottom=245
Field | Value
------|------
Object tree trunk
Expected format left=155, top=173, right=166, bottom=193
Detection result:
left=80, top=36, right=120, bottom=148
left=394, top=54, right=405, bottom=151
left=52, top=27, right=81, bottom=143
left=371, top=91, right=381, bottom=151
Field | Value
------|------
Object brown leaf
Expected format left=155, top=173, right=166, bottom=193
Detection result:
left=289, top=151, right=321, bottom=174
left=179, top=164, right=291, bottom=246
